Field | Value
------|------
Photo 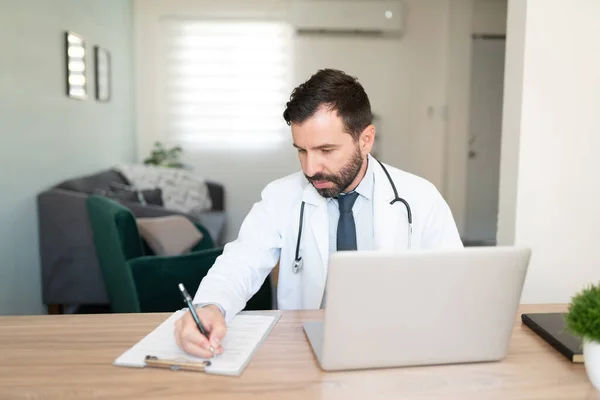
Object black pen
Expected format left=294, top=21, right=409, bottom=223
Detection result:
left=178, top=283, right=214, bottom=356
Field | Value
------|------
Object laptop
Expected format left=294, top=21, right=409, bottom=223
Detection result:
left=304, top=246, right=531, bottom=371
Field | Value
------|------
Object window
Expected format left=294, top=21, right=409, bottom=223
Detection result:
left=160, top=19, right=293, bottom=148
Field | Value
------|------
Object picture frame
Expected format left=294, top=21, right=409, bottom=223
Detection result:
left=94, top=46, right=111, bottom=102
left=65, top=31, right=87, bottom=100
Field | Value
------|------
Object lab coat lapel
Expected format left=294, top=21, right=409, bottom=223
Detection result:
left=372, top=157, right=405, bottom=250
left=301, top=183, right=329, bottom=278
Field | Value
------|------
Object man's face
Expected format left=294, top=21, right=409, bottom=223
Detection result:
left=291, top=107, right=374, bottom=198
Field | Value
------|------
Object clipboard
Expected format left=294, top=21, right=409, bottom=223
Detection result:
left=114, top=310, right=281, bottom=376
left=144, top=355, right=211, bottom=372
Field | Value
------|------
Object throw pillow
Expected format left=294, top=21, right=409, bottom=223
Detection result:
left=136, top=215, right=204, bottom=256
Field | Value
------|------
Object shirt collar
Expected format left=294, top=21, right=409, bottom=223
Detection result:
left=353, top=157, right=374, bottom=201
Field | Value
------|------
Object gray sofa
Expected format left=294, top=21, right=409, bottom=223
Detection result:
left=37, top=168, right=226, bottom=313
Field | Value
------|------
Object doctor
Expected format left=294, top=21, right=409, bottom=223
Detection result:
left=174, top=69, right=463, bottom=357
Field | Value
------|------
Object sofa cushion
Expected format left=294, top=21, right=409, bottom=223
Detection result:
left=136, top=215, right=203, bottom=256
left=56, top=169, right=130, bottom=194
left=93, top=186, right=163, bottom=207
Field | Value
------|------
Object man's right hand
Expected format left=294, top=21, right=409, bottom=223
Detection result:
left=174, top=305, right=227, bottom=358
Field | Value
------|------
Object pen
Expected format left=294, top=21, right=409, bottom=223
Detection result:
left=178, top=283, right=215, bottom=357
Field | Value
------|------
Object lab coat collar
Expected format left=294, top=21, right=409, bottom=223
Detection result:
left=301, top=177, right=327, bottom=207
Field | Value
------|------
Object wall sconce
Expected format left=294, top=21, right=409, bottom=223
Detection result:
left=65, top=31, right=87, bottom=100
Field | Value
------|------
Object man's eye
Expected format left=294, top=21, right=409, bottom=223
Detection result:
left=298, top=149, right=306, bottom=154
left=322, top=149, right=333, bottom=154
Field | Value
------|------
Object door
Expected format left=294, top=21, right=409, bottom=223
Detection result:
left=464, top=36, right=506, bottom=244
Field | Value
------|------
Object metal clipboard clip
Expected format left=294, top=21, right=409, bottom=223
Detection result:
left=144, top=355, right=211, bottom=372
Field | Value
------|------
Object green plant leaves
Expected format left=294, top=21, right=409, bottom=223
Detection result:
left=142, top=141, right=185, bottom=169
left=565, top=283, right=600, bottom=343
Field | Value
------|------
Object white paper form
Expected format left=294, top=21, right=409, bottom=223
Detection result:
left=114, top=310, right=280, bottom=376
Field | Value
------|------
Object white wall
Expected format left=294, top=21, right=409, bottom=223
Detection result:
left=135, top=0, right=454, bottom=243
left=498, top=0, right=600, bottom=303
left=0, top=0, right=136, bottom=315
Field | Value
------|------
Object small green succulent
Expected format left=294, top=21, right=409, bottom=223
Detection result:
left=565, top=283, right=600, bottom=343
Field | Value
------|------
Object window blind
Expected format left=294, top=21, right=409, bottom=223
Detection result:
left=160, top=19, right=293, bottom=148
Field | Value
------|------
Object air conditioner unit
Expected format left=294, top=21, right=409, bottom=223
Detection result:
left=290, top=0, right=404, bottom=35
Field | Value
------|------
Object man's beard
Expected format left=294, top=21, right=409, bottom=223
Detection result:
left=306, top=147, right=364, bottom=198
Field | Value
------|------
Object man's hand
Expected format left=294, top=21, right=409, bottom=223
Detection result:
left=174, top=305, right=226, bottom=358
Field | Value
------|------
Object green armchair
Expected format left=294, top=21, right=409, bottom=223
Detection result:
left=85, top=195, right=272, bottom=313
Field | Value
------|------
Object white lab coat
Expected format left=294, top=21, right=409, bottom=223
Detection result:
left=193, top=155, right=463, bottom=320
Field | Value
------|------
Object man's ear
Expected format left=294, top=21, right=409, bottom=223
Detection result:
left=359, top=125, right=376, bottom=154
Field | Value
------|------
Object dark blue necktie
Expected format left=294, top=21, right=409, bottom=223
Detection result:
left=337, top=191, right=359, bottom=251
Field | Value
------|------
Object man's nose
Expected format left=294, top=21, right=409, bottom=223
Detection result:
left=304, top=153, right=322, bottom=178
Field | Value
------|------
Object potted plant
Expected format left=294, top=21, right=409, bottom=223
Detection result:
left=143, top=141, right=186, bottom=169
left=565, top=283, right=600, bottom=390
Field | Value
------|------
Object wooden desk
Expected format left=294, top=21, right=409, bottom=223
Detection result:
left=1, top=304, right=598, bottom=399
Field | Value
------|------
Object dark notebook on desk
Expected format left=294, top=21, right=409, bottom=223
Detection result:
left=521, top=313, right=583, bottom=363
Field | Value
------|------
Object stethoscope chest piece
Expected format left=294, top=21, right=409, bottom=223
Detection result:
left=292, top=258, right=303, bottom=274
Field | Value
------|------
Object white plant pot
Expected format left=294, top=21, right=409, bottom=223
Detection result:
left=584, top=339, right=600, bottom=390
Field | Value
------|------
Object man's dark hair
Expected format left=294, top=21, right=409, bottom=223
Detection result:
left=283, top=69, right=372, bottom=141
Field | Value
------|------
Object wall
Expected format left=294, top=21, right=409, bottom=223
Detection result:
left=135, top=0, right=453, bottom=243
left=0, top=0, right=136, bottom=315
left=498, top=0, right=600, bottom=303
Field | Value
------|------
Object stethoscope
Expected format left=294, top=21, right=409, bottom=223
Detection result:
left=292, top=159, right=412, bottom=274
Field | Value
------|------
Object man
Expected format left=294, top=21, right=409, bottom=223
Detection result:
left=175, top=69, right=463, bottom=357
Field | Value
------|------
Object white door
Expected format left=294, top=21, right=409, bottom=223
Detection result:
left=464, top=37, right=506, bottom=244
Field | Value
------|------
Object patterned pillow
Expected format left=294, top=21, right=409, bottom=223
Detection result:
left=114, top=164, right=212, bottom=216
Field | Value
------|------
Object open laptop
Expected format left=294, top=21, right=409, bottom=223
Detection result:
left=304, top=246, right=531, bottom=371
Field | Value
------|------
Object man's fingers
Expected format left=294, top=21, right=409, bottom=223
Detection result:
left=182, top=324, right=212, bottom=351
left=195, top=307, right=227, bottom=350
left=181, top=339, right=215, bottom=359
left=175, top=307, right=227, bottom=357
left=208, top=321, right=227, bottom=349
